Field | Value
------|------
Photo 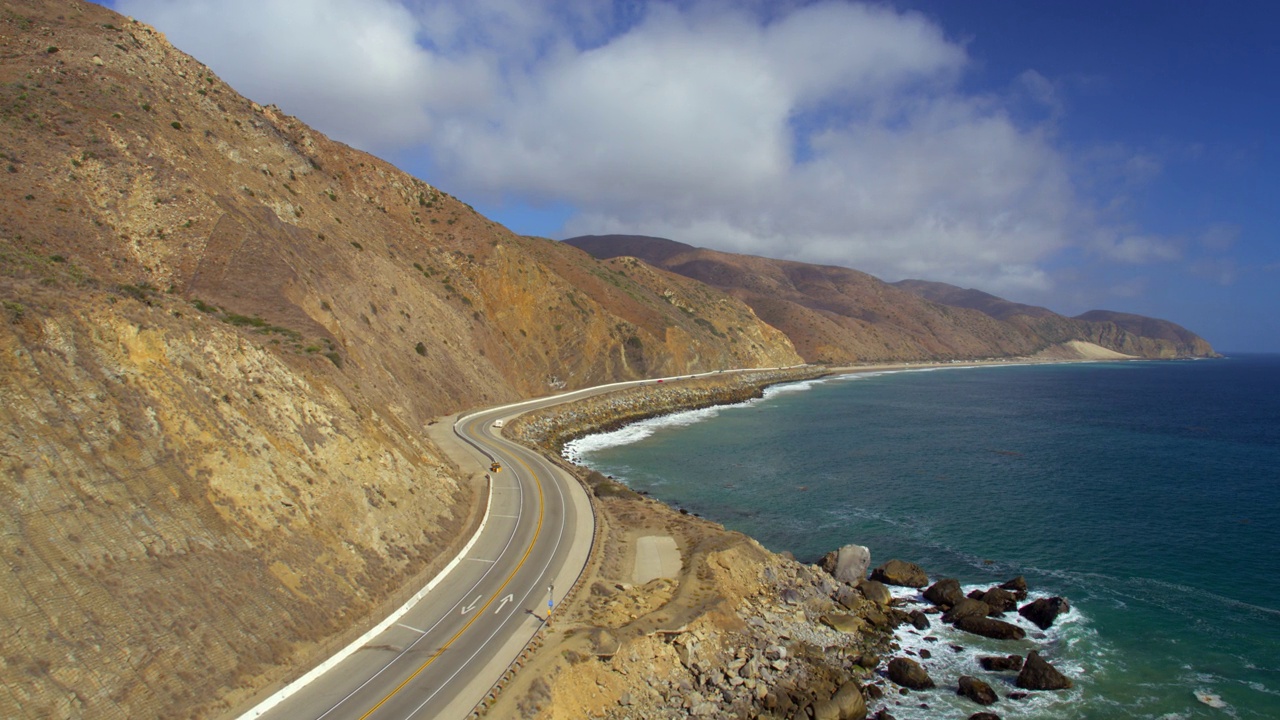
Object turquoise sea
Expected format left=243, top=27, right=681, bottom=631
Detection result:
left=566, top=356, right=1280, bottom=719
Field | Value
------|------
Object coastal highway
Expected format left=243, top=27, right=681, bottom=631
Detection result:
left=245, top=402, right=595, bottom=720
left=242, top=367, right=805, bottom=720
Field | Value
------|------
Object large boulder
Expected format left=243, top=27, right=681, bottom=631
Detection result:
left=821, top=544, right=872, bottom=584
left=957, top=676, right=999, bottom=705
left=1018, top=597, right=1071, bottom=630
left=954, top=615, right=1027, bottom=640
left=887, top=657, right=935, bottom=690
left=942, top=598, right=991, bottom=624
left=812, top=681, right=868, bottom=720
left=834, top=584, right=862, bottom=610
left=862, top=605, right=889, bottom=628
left=978, top=655, right=1024, bottom=672
left=820, top=613, right=866, bottom=633
left=857, top=579, right=893, bottom=606
left=908, top=610, right=931, bottom=630
left=999, top=576, right=1029, bottom=600
left=980, top=587, right=1019, bottom=614
left=924, top=578, right=965, bottom=608
left=870, top=559, right=929, bottom=588
left=968, top=714, right=1002, bottom=720
left=1016, top=651, right=1073, bottom=690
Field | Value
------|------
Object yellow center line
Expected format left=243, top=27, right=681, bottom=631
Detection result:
left=358, top=424, right=544, bottom=720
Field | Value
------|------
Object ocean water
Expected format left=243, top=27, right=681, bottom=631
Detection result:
left=566, top=356, right=1280, bottom=719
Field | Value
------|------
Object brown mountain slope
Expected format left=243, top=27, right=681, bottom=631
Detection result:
left=0, top=3, right=800, bottom=719
left=567, top=235, right=1217, bottom=361
left=891, top=278, right=1058, bottom=320
left=894, top=279, right=1218, bottom=358
left=1073, top=309, right=1217, bottom=358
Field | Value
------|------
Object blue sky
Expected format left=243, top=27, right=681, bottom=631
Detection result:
left=102, top=0, right=1278, bottom=352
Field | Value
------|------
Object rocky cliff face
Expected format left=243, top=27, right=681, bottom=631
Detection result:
left=567, top=235, right=1218, bottom=361
left=896, top=280, right=1218, bottom=359
left=1, top=274, right=472, bottom=718
left=0, top=2, right=798, bottom=718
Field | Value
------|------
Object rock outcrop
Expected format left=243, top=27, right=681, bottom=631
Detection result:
left=857, top=580, right=893, bottom=606
left=822, top=544, right=872, bottom=585
left=953, top=616, right=1028, bottom=641
left=887, top=657, right=935, bottom=690
left=0, top=3, right=804, bottom=717
left=957, top=675, right=999, bottom=705
left=979, top=655, right=1024, bottom=672
left=1019, top=597, right=1071, bottom=630
left=869, top=560, right=929, bottom=588
left=1016, top=651, right=1073, bottom=690
left=999, top=576, right=1029, bottom=600
left=979, top=587, right=1019, bottom=614
left=924, top=578, right=965, bottom=608
left=942, top=598, right=992, bottom=624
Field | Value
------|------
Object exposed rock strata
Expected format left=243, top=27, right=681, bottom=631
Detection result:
left=821, top=544, right=872, bottom=585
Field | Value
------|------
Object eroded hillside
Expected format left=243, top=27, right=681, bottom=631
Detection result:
left=567, top=235, right=1218, bottom=361
left=0, top=2, right=798, bottom=718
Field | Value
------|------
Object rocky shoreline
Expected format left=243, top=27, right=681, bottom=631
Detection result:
left=506, top=367, right=829, bottom=457
left=498, top=370, right=1078, bottom=720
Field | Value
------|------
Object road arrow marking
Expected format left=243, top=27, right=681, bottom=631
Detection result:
left=460, top=595, right=482, bottom=615
left=494, top=594, right=513, bottom=614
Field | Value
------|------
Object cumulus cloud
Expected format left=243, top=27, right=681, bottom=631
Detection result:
left=115, top=0, right=491, bottom=149
left=113, top=0, right=1167, bottom=298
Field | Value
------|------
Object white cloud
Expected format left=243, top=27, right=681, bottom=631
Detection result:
left=112, top=0, right=1165, bottom=297
left=115, top=0, right=491, bottom=149
left=1090, top=231, right=1183, bottom=264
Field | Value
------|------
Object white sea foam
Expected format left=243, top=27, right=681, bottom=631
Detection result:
left=757, top=379, right=822, bottom=398
left=565, top=363, right=1031, bottom=464
left=563, top=376, right=834, bottom=463
left=562, top=405, right=724, bottom=462
left=870, top=583, right=1092, bottom=720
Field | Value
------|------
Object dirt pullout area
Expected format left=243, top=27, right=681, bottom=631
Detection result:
left=633, top=536, right=680, bottom=584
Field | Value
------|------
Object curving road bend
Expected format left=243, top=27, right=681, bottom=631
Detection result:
left=246, top=403, right=594, bottom=720
left=244, top=368, right=798, bottom=720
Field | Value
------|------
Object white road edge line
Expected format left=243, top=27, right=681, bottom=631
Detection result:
left=400, top=452, right=571, bottom=719
left=311, top=450, right=526, bottom=720
left=237, top=473, right=494, bottom=719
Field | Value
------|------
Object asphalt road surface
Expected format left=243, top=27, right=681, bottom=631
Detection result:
left=244, top=368, right=794, bottom=720
left=248, top=402, right=594, bottom=720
